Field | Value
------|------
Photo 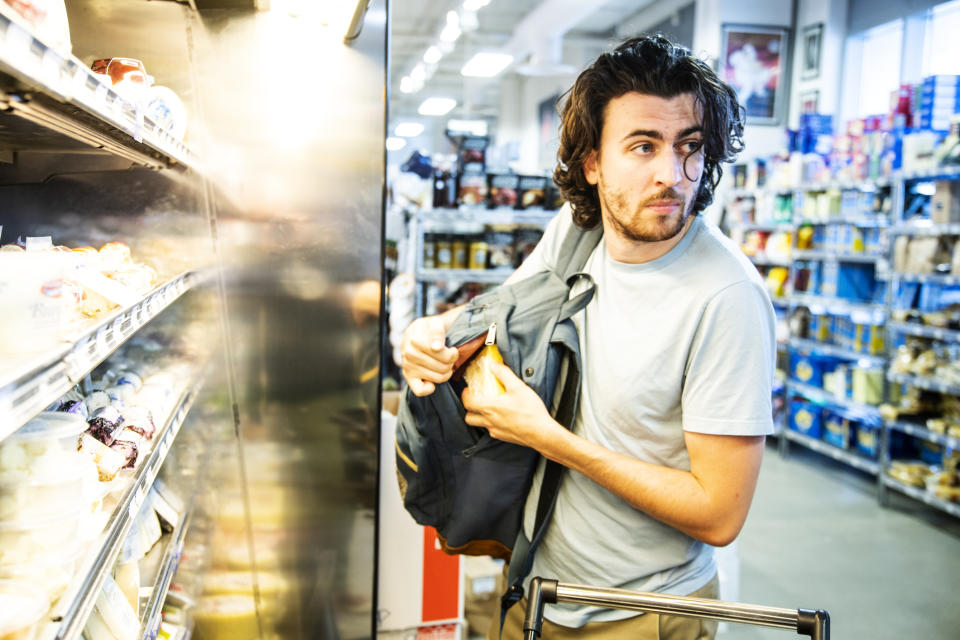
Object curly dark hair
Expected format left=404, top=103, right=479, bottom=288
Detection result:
left=553, top=34, right=745, bottom=230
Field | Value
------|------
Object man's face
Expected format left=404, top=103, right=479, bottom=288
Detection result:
left=584, top=92, right=704, bottom=244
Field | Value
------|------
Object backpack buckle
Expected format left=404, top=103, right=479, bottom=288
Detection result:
left=501, top=582, right=524, bottom=609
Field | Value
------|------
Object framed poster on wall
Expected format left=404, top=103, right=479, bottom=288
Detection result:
left=801, top=22, right=823, bottom=80
left=719, top=24, right=791, bottom=126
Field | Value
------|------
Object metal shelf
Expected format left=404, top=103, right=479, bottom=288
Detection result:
left=0, top=7, right=196, bottom=172
left=793, top=250, right=885, bottom=263
left=786, top=380, right=882, bottom=422
left=787, top=338, right=886, bottom=366
left=881, top=475, right=960, bottom=518
left=40, top=379, right=201, bottom=640
left=887, top=371, right=960, bottom=396
left=783, top=429, right=880, bottom=475
left=794, top=216, right=889, bottom=227
left=885, top=419, right=960, bottom=450
left=789, top=294, right=885, bottom=315
left=890, top=272, right=960, bottom=286
left=738, top=222, right=795, bottom=232
left=899, top=166, right=960, bottom=182
left=889, top=223, right=960, bottom=236
left=417, top=268, right=512, bottom=284
left=748, top=255, right=791, bottom=267
left=139, top=509, right=193, bottom=640
left=418, top=207, right=556, bottom=227
left=0, top=272, right=196, bottom=444
left=886, top=321, right=960, bottom=343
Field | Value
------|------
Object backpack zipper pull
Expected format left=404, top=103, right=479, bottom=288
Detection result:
left=484, top=323, right=497, bottom=346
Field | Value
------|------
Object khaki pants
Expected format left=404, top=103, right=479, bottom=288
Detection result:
left=488, top=575, right=720, bottom=640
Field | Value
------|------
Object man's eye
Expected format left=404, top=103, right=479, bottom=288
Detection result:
left=681, top=140, right=703, bottom=153
left=632, top=143, right=654, bottom=154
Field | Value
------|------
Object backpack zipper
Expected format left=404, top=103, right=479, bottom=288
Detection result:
left=484, top=323, right=497, bottom=345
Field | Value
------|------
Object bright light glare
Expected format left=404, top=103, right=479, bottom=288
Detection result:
left=395, top=122, right=425, bottom=137
left=418, top=97, right=457, bottom=116
left=410, top=64, right=426, bottom=83
left=447, top=119, right=488, bottom=136
left=461, top=52, right=514, bottom=77
left=440, top=24, right=461, bottom=42
left=423, top=46, right=443, bottom=65
left=386, top=136, right=407, bottom=151
left=399, top=76, right=415, bottom=93
left=463, top=0, right=491, bottom=10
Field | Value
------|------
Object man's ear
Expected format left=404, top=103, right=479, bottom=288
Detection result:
left=583, top=149, right=599, bottom=186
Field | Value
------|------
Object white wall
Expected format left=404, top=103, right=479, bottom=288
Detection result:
left=788, top=0, right=849, bottom=130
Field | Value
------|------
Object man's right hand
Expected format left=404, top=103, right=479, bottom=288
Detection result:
left=400, top=315, right=459, bottom=396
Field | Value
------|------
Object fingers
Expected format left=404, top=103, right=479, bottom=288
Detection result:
left=408, top=378, right=436, bottom=397
left=490, top=361, right=520, bottom=390
left=400, top=316, right=458, bottom=395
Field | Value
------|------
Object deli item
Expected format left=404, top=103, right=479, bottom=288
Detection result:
left=0, top=581, right=47, bottom=640
left=193, top=594, right=258, bottom=640
left=463, top=344, right=506, bottom=398
left=79, top=433, right=126, bottom=481
left=0, top=505, right=86, bottom=566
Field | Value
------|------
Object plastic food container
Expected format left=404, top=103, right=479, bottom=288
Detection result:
left=0, top=505, right=86, bottom=566
left=0, top=461, right=98, bottom=520
left=0, top=543, right=84, bottom=604
left=0, top=580, right=47, bottom=640
left=3, top=412, right=86, bottom=453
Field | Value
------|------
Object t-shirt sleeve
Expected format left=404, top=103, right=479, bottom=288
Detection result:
left=681, top=279, right=776, bottom=436
left=509, top=205, right=572, bottom=282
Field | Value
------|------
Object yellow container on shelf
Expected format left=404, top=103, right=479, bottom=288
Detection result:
left=852, top=367, right=884, bottom=405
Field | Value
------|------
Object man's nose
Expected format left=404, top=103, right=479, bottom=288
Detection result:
left=653, top=150, right=683, bottom=187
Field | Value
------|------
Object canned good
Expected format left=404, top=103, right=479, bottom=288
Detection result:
left=435, top=235, right=453, bottom=269
left=452, top=237, right=468, bottom=269
left=468, top=237, right=489, bottom=270
left=422, top=233, right=436, bottom=269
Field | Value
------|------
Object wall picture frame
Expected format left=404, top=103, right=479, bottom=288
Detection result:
left=719, top=23, right=791, bottom=126
left=800, top=89, right=820, bottom=115
left=801, top=22, right=823, bottom=80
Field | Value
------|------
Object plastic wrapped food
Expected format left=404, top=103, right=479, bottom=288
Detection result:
left=463, top=344, right=506, bottom=398
left=0, top=580, right=47, bottom=640
left=193, top=595, right=258, bottom=640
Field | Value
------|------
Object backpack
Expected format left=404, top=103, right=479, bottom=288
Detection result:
left=394, top=219, right=602, bottom=609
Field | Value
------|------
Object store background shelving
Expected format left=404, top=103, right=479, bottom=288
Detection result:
left=728, top=163, right=960, bottom=520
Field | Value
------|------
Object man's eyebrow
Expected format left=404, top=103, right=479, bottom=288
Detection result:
left=620, top=125, right=703, bottom=143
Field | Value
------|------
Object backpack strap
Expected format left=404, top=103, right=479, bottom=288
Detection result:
left=556, top=221, right=603, bottom=281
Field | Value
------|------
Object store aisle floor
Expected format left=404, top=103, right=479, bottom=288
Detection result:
left=717, top=441, right=960, bottom=639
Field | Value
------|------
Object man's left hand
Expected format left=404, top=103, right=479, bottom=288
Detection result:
left=461, top=361, right=561, bottom=448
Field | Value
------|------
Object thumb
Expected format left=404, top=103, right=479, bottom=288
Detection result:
left=490, top=361, right=521, bottom=391
left=428, top=316, right=447, bottom=351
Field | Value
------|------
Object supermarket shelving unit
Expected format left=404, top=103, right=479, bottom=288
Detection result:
left=728, top=163, right=960, bottom=519
left=0, top=6, right=214, bottom=638
left=407, top=206, right=557, bottom=316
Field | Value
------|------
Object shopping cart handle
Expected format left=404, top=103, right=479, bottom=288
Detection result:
left=523, top=577, right=829, bottom=640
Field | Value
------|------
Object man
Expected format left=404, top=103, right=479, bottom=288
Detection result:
left=400, top=35, right=774, bottom=640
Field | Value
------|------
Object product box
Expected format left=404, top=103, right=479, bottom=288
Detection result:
left=515, top=175, right=548, bottom=209
left=931, top=181, right=960, bottom=224
left=457, top=173, right=487, bottom=207
left=486, top=174, right=519, bottom=209
left=919, top=439, right=944, bottom=466
left=855, top=423, right=879, bottom=458
left=457, top=136, right=488, bottom=175
left=822, top=410, right=852, bottom=449
left=820, top=262, right=876, bottom=301
left=809, top=313, right=834, bottom=343
left=789, top=401, right=822, bottom=439
left=790, top=351, right=824, bottom=387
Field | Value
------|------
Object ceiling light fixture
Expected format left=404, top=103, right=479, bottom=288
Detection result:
left=462, top=0, right=491, bottom=10
left=418, top=97, right=457, bottom=116
left=399, top=76, right=415, bottom=94
left=423, top=46, right=443, bottom=65
left=395, top=122, right=425, bottom=137
left=447, top=119, right=488, bottom=136
left=461, top=52, right=514, bottom=77
left=440, top=10, right=461, bottom=42
left=386, top=137, right=407, bottom=151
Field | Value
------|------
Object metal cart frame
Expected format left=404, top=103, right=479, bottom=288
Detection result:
left=522, top=577, right=830, bottom=639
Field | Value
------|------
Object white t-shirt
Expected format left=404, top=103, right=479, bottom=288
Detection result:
left=512, top=211, right=776, bottom=627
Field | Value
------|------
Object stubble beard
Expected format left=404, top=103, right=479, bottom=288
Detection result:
left=598, top=179, right=695, bottom=243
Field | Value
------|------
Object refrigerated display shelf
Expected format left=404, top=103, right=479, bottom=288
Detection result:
left=41, top=379, right=201, bottom=640
left=887, top=371, right=960, bottom=396
left=881, top=475, right=960, bottom=518
left=0, top=271, right=196, bottom=444
left=421, top=208, right=557, bottom=227
left=417, top=268, right=512, bottom=284
left=786, top=380, right=883, bottom=422
left=787, top=337, right=886, bottom=366
left=783, top=428, right=880, bottom=475
left=139, top=509, right=193, bottom=640
left=0, top=6, right=195, bottom=171
left=886, top=321, right=960, bottom=343
left=900, top=165, right=960, bottom=182
left=792, top=250, right=885, bottom=263
left=885, top=419, right=960, bottom=450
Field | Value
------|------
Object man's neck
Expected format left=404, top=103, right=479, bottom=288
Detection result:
left=601, top=215, right=696, bottom=264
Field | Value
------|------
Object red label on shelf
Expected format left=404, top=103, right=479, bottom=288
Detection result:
left=421, top=526, right=459, bottom=622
